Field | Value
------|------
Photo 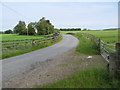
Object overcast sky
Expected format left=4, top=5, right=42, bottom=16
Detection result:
left=0, top=1, right=118, bottom=31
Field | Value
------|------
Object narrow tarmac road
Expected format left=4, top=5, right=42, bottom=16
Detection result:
left=2, top=34, right=79, bottom=88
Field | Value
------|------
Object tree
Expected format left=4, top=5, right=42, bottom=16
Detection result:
left=13, top=21, right=27, bottom=35
left=0, top=31, right=4, bottom=34
left=36, top=17, right=55, bottom=35
left=4, top=29, right=13, bottom=34
left=54, top=28, right=60, bottom=33
left=82, top=28, right=87, bottom=31
left=27, top=22, right=36, bottom=35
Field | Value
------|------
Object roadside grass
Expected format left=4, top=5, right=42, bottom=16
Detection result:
left=36, top=67, right=120, bottom=88
left=75, top=34, right=99, bottom=55
left=1, top=34, right=45, bottom=42
left=2, top=36, right=62, bottom=59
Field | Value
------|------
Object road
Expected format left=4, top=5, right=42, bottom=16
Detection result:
left=2, top=34, right=79, bottom=87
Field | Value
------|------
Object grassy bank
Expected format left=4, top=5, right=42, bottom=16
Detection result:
left=2, top=36, right=62, bottom=59
left=75, top=34, right=99, bottom=55
left=36, top=67, right=120, bottom=88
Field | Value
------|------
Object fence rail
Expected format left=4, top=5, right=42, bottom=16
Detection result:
left=2, top=35, right=60, bottom=50
left=100, top=40, right=116, bottom=62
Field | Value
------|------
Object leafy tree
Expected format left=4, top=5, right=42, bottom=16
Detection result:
left=27, top=22, right=36, bottom=35
left=60, top=28, right=81, bottom=31
left=13, top=21, right=27, bottom=35
left=54, top=28, right=60, bottom=33
left=36, top=17, right=55, bottom=35
left=4, top=29, right=13, bottom=34
left=82, top=28, right=87, bottom=31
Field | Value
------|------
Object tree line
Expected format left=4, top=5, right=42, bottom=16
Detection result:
left=60, top=28, right=88, bottom=31
left=60, top=28, right=81, bottom=31
left=3, top=17, right=59, bottom=35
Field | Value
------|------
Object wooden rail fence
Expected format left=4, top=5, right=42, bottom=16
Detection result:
left=2, top=35, right=60, bottom=50
left=77, top=33, right=120, bottom=75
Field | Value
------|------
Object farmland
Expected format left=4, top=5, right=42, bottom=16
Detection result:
left=1, top=34, right=45, bottom=42
left=61, top=30, right=118, bottom=45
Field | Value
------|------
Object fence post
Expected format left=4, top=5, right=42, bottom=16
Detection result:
left=116, top=43, right=120, bottom=73
left=98, top=39, right=101, bottom=54
left=109, top=53, right=117, bottom=75
left=31, top=39, right=35, bottom=46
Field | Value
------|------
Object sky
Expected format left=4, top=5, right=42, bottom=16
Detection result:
left=0, top=1, right=118, bottom=31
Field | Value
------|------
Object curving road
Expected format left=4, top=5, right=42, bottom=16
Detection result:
left=2, top=34, right=79, bottom=87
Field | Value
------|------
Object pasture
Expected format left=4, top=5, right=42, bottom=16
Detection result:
left=1, top=34, right=45, bottom=42
left=61, top=30, right=118, bottom=44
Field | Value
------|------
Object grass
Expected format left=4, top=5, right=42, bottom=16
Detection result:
left=1, top=34, right=45, bottom=42
left=2, top=36, right=62, bottom=59
left=36, top=67, right=120, bottom=88
left=61, top=30, right=118, bottom=44
left=75, top=34, right=99, bottom=55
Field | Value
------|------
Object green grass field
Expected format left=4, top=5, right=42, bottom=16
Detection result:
left=61, top=30, right=118, bottom=44
left=1, top=34, right=45, bottom=42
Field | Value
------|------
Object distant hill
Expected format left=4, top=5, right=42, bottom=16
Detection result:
left=102, top=28, right=118, bottom=31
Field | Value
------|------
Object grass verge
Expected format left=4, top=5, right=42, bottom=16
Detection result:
left=35, top=67, right=120, bottom=88
left=75, top=34, right=99, bottom=55
left=2, top=36, right=62, bottom=59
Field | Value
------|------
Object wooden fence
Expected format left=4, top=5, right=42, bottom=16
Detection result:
left=2, top=35, right=60, bottom=50
left=77, top=33, right=120, bottom=75
left=100, top=40, right=116, bottom=62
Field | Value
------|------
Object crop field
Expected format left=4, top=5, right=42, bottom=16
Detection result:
left=1, top=34, right=45, bottom=42
left=61, top=30, right=118, bottom=45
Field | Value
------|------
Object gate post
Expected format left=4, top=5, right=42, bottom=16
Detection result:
left=116, top=43, right=120, bottom=73
left=109, top=53, right=117, bottom=75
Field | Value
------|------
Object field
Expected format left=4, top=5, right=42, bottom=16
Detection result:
left=1, top=34, right=45, bottom=42
left=61, top=30, right=118, bottom=45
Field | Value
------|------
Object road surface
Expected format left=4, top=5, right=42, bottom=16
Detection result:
left=2, top=34, right=79, bottom=87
